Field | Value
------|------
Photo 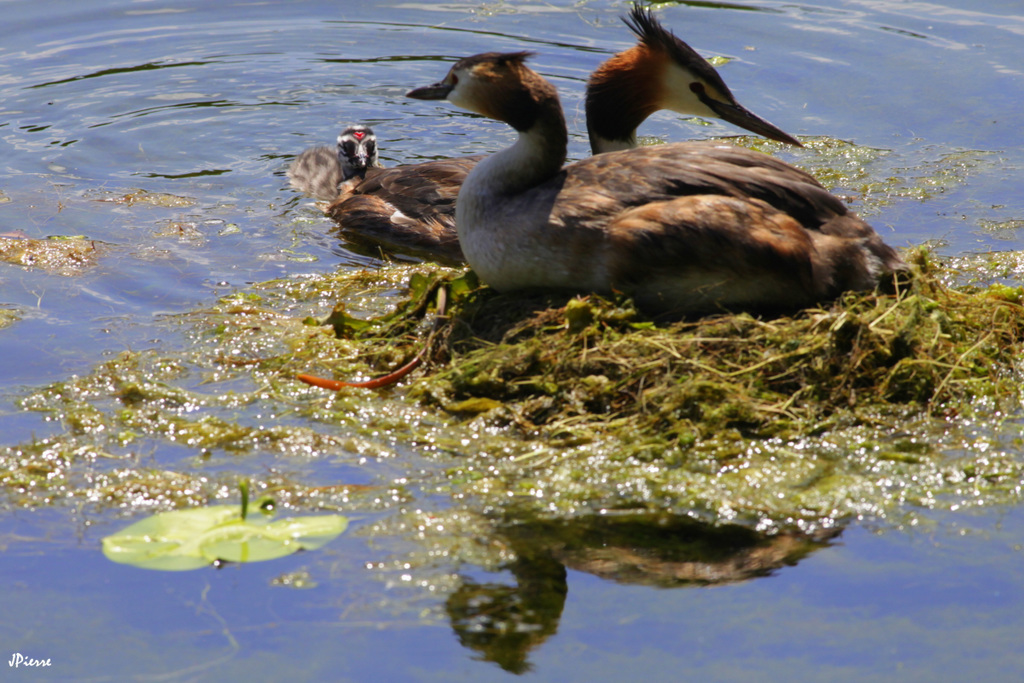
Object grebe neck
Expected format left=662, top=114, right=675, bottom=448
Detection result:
left=586, top=47, right=660, bottom=154
left=469, top=102, right=567, bottom=197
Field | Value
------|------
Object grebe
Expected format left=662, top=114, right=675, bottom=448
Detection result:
left=326, top=154, right=480, bottom=263
left=407, top=52, right=905, bottom=314
left=288, top=124, right=475, bottom=262
left=587, top=7, right=800, bottom=153
left=293, top=8, right=801, bottom=264
left=288, top=125, right=381, bottom=201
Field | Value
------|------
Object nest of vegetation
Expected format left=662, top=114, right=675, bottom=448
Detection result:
left=322, top=248, right=1024, bottom=451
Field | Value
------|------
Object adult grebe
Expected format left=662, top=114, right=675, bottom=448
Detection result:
left=407, top=52, right=905, bottom=314
left=288, top=125, right=381, bottom=201
left=587, top=7, right=800, bottom=153
left=292, top=8, right=801, bottom=263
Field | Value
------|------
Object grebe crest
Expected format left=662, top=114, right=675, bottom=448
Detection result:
left=586, top=7, right=801, bottom=153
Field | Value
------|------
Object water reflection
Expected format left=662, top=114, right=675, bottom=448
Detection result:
left=660, top=1, right=783, bottom=14
left=27, top=60, right=213, bottom=90
left=446, top=514, right=840, bottom=673
left=447, top=555, right=566, bottom=674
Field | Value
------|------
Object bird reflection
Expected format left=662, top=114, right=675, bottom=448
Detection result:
left=444, top=513, right=840, bottom=673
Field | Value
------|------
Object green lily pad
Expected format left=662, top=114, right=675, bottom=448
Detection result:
left=102, top=504, right=348, bottom=571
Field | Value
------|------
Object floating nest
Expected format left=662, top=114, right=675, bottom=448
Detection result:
left=17, top=245, right=1018, bottom=530
left=307, top=247, right=1024, bottom=530
left=320, top=248, right=1023, bottom=448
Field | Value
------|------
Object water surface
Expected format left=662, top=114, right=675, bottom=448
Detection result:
left=1, top=0, right=1023, bottom=680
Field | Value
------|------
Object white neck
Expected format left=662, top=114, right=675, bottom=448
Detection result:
left=591, top=133, right=637, bottom=155
left=455, top=123, right=571, bottom=290
left=468, top=127, right=554, bottom=195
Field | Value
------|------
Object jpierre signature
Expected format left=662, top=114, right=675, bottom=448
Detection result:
left=9, top=653, right=51, bottom=668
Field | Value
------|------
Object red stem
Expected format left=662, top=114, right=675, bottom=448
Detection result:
left=296, top=350, right=424, bottom=391
left=297, top=286, right=446, bottom=391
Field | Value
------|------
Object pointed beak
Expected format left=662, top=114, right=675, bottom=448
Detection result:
left=690, top=83, right=802, bottom=147
left=703, top=96, right=803, bottom=147
left=407, top=81, right=454, bottom=101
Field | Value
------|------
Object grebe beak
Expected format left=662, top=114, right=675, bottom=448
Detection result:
left=407, top=81, right=453, bottom=101
left=352, top=151, right=370, bottom=169
left=691, top=82, right=802, bottom=147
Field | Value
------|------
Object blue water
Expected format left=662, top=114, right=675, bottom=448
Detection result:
left=1, top=0, right=1023, bottom=680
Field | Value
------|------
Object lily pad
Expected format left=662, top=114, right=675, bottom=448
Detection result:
left=102, top=503, right=348, bottom=571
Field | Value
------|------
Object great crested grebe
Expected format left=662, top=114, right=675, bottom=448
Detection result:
left=291, top=8, right=801, bottom=263
left=587, top=7, right=799, bottom=153
left=288, top=125, right=382, bottom=201
left=326, top=153, right=480, bottom=263
left=407, top=52, right=906, bottom=314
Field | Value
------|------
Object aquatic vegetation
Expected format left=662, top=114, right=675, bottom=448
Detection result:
left=943, top=249, right=1024, bottom=288
left=746, top=138, right=999, bottom=218
left=978, top=218, right=1024, bottom=242
left=2, top=249, right=1023, bottom=543
left=0, top=306, right=20, bottom=330
left=321, top=248, right=1024, bottom=532
left=421, top=251, right=1021, bottom=432
left=88, top=188, right=196, bottom=208
left=102, top=487, right=348, bottom=571
left=0, top=235, right=106, bottom=275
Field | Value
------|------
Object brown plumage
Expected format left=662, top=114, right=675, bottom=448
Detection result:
left=325, top=156, right=479, bottom=263
left=292, top=8, right=801, bottom=264
left=407, top=52, right=906, bottom=315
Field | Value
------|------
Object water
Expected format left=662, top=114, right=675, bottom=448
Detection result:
left=1, top=0, right=1023, bottom=679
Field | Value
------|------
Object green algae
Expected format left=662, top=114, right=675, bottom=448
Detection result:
left=88, top=188, right=196, bottom=208
left=341, top=248, right=1024, bottom=532
left=0, top=235, right=107, bottom=275
left=1, top=268, right=444, bottom=512
left=0, top=306, right=20, bottom=330
left=1, top=244, right=1023, bottom=638
left=742, top=137, right=998, bottom=218
left=978, top=218, right=1024, bottom=241
left=1, top=249, right=1023, bottom=543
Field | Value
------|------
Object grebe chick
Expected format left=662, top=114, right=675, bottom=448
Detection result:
left=325, top=153, right=482, bottom=264
left=407, top=52, right=905, bottom=315
left=288, top=125, right=381, bottom=201
left=587, top=7, right=800, bottom=153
